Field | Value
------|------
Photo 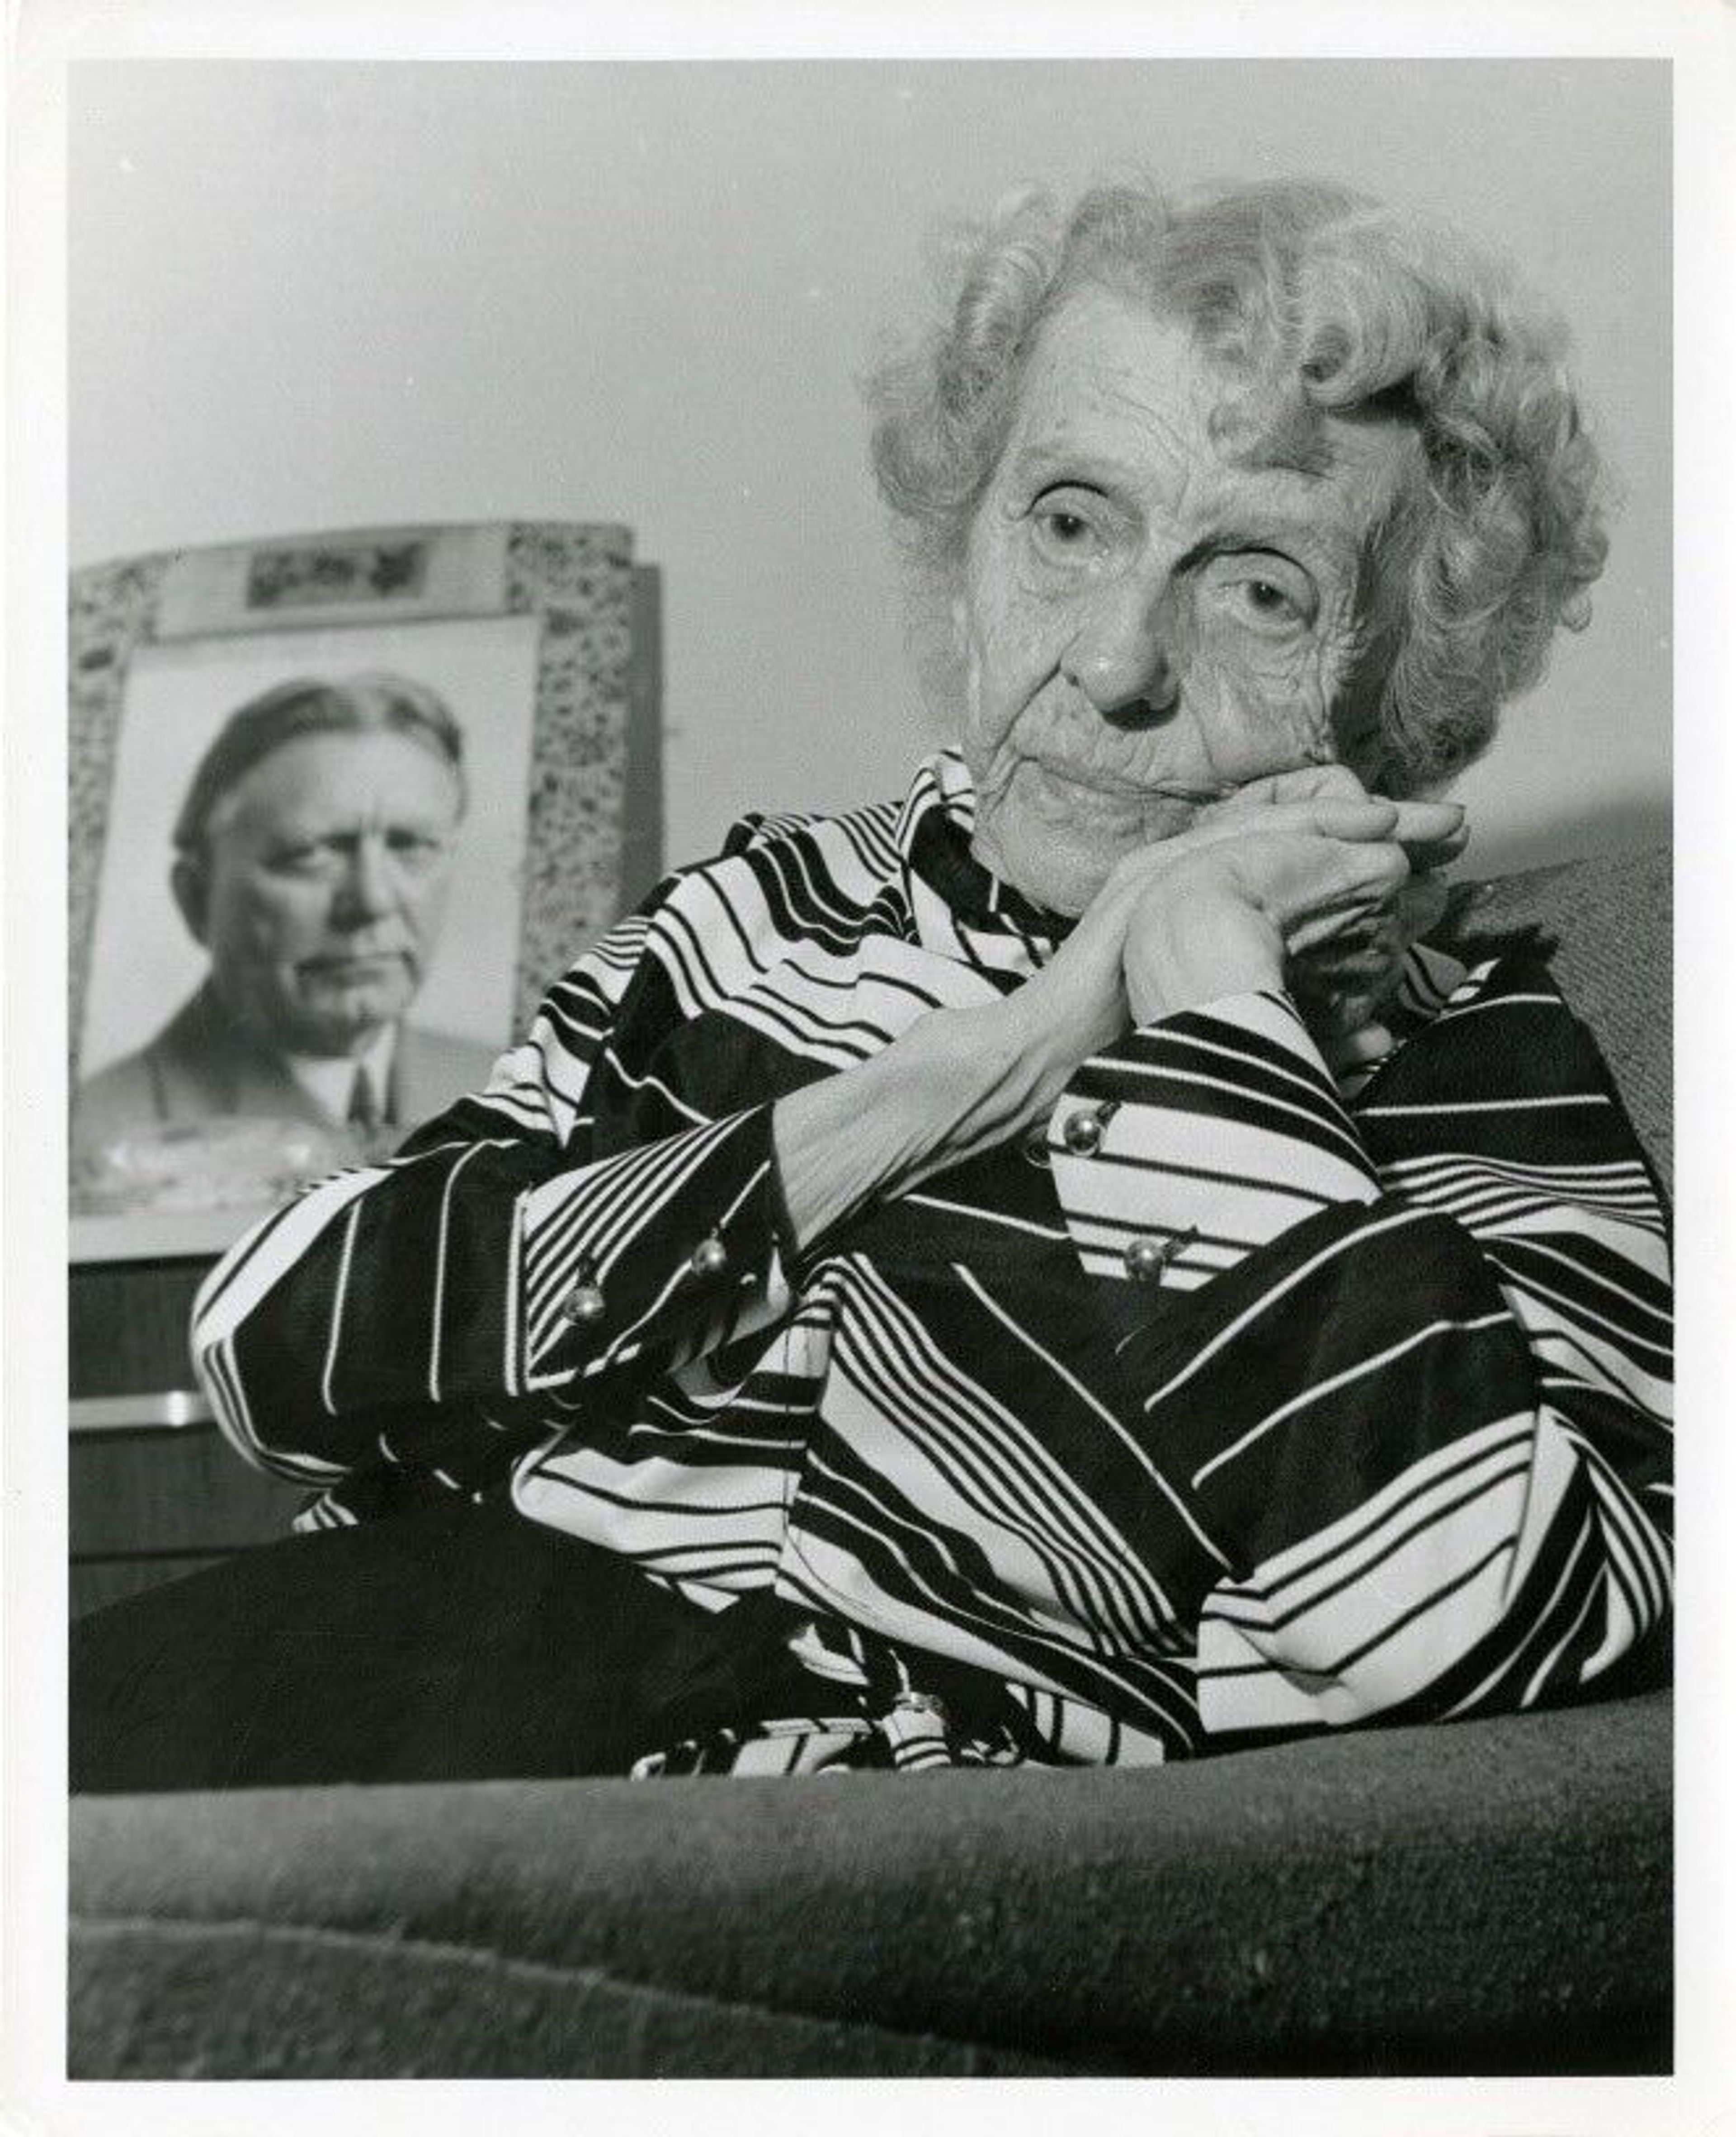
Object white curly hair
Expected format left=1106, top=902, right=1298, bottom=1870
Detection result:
left=867, top=178, right=1609, bottom=793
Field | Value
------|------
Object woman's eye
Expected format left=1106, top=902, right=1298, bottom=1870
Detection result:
left=1245, top=580, right=1298, bottom=619
left=1215, top=566, right=1314, bottom=634
left=1029, top=496, right=1109, bottom=566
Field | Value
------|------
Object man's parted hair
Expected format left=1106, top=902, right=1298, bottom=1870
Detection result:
left=867, top=178, right=1609, bottom=793
left=173, top=671, right=467, bottom=860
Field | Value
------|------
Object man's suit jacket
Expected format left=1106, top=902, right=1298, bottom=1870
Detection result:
left=74, top=981, right=500, bottom=1152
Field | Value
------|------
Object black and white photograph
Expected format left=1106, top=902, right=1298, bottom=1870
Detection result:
left=5, top=6, right=1732, bottom=2130
left=71, top=593, right=531, bottom=1217
left=67, top=519, right=643, bottom=1234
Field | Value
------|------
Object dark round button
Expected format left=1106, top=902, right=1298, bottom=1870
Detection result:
left=689, top=1236, right=729, bottom=1277
left=562, top=1283, right=606, bottom=1324
left=1123, top=1235, right=1170, bottom=1284
left=1062, top=1108, right=1104, bottom=1155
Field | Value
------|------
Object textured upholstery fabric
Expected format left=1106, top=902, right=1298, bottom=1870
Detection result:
left=69, top=1920, right=1070, bottom=2077
left=70, top=1688, right=1670, bottom=2078
left=66, top=846, right=1673, bottom=2080
left=1438, top=842, right=1671, bottom=1190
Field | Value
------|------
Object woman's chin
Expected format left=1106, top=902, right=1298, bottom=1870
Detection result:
left=979, top=778, right=1202, bottom=917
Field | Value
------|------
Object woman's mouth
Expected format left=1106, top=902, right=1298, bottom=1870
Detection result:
left=1019, top=760, right=1230, bottom=806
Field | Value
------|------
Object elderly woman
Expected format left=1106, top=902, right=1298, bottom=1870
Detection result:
left=74, top=179, right=1670, bottom=1788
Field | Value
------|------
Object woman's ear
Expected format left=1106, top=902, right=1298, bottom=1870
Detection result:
left=169, top=854, right=210, bottom=946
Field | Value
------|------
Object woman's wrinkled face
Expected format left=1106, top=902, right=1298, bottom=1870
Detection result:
left=954, top=282, right=1422, bottom=916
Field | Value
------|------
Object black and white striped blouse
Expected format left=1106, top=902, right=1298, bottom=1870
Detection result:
left=193, top=750, right=1672, bottom=1769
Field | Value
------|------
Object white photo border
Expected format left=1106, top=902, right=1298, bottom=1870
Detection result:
left=7, top=7, right=1732, bottom=2137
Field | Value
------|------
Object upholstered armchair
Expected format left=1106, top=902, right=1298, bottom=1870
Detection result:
left=68, top=843, right=1671, bottom=2079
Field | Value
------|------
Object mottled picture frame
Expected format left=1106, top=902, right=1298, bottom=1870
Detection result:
left=68, top=520, right=661, bottom=1258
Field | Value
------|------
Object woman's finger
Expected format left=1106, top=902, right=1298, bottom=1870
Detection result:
left=1384, top=798, right=1466, bottom=845
left=1398, top=831, right=1471, bottom=878
left=1297, top=977, right=1392, bottom=1061
left=1098, top=802, right=1391, bottom=922
left=1200, top=775, right=1463, bottom=849
left=1398, top=872, right=1452, bottom=940
left=1202, top=764, right=1369, bottom=814
left=1316, top=1020, right=1395, bottom=1073
left=1293, top=869, right=1452, bottom=1029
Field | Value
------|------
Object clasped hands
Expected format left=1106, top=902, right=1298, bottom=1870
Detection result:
left=771, top=766, right=1465, bottom=1252
left=1011, top=765, right=1468, bottom=1077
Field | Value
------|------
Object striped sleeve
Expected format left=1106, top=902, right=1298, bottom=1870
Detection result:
left=1046, top=988, right=1379, bottom=1288
left=1047, top=964, right=1672, bottom=1743
left=191, top=875, right=794, bottom=1489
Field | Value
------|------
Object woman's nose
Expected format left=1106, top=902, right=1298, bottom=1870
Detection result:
left=1062, top=586, right=1181, bottom=723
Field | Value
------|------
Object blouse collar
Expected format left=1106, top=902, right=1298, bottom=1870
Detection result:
left=894, top=751, right=1076, bottom=957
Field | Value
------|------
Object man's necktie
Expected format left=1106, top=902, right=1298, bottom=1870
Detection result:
left=347, top=1064, right=381, bottom=1139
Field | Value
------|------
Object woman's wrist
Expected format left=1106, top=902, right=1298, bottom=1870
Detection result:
left=771, top=1000, right=1067, bottom=1254
left=1123, top=893, right=1286, bottom=1025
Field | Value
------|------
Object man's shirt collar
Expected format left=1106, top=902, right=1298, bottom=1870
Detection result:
left=282, top=1026, right=396, bottom=1127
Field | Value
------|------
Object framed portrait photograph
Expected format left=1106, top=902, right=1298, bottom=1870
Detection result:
left=68, top=521, right=655, bottom=1251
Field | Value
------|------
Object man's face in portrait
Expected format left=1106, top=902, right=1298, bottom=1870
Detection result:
left=178, top=729, right=463, bottom=1059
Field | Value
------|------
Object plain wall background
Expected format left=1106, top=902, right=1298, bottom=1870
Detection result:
left=69, top=58, right=1670, bottom=880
